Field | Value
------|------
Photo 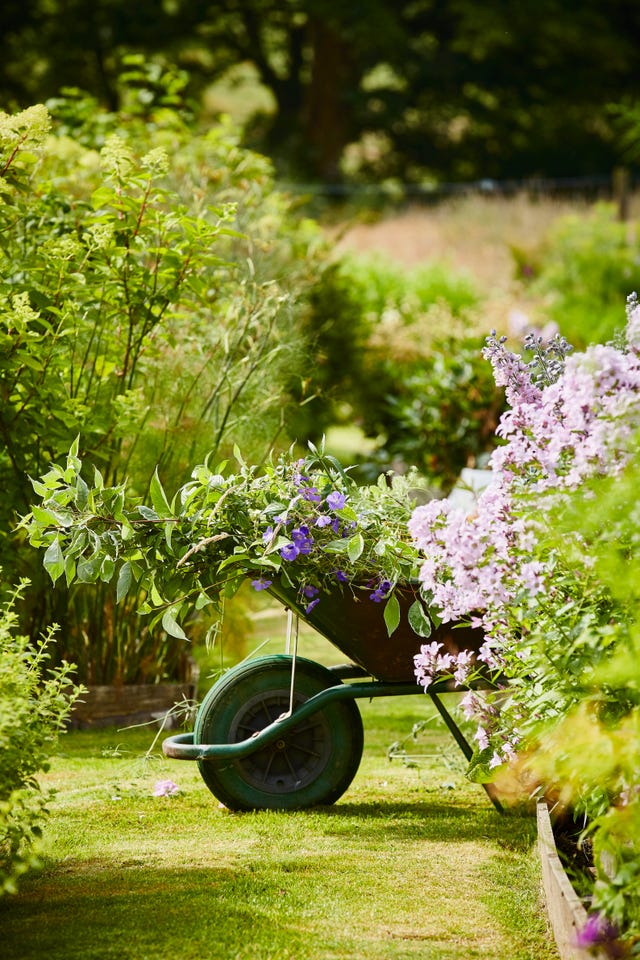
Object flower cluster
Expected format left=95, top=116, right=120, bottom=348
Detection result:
left=409, top=297, right=640, bottom=760
left=195, top=448, right=425, bottom=619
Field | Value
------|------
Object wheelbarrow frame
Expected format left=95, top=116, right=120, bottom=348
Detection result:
left=162, top=579, right=502, bottom=812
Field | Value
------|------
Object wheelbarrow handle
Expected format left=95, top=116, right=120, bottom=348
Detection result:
left=162, top=680, right=418, bottom=761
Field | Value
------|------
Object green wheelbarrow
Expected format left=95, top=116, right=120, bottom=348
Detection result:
left=162, top=581, right=501, bottom=812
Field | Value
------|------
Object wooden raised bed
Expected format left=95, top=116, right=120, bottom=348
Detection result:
left=537, top=801, right=607, bottom=960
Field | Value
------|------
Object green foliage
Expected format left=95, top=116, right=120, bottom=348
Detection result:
left=0, top=581, right=82, bottom=896
left=361, top=339, right=504, bottom=489
left=0, top=100, right=331, bottom=682
left=527, top=205, right=640, bottom=347
left=297, top=252, right=500, bottom=486
left=22, top=442, right=432, bottom=644
left=2, top=2, right=639, bottom=183
left=528, top=456, right=640, bottom=941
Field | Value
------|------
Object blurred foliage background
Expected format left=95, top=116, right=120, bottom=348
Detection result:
left=2, top=0, right=640, bottom=185
left=2, top=2, right=640, bottom=686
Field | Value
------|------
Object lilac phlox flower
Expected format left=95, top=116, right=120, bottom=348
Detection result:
left=251, top=578, right=273, bottom=591
left=575, top=913, right=622, bottom=957
left=305, top=598, right=320, bottom=614
left=334, top=570, right=349, bottom=583
left=331, top=517, right=341, bottom=534
left=370, top=579, right=392, bottom=602
left=300, top=485, right=322, bottom=503
left=414, top=640, right=454, bottom=690
left=153, top=779, right=179, bottom=797
left=474, top=726, right=490, bottom=751
left=302, top=584, right=319, bottom=599
left=315, top=514, right=332, bottom=528
left=262, top=525, right=274, bottom=544
left=488, top=751, right=502, bottom=769
left=326, top=490, right=347, bottom=511
left=460, top=691, right=480, bottom=720
left=452, top=649, right=475, bottom=686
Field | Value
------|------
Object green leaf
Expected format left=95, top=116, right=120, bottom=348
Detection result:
left=466, top=748, right=495, bottom=783
left=77, top=556, right=100, bottom=581
left=137, top=505, right=159, bottom=521
left=116, top=561, right=133, bottom=603
left=383, top=594, right=401, bottom=636
left=347, top=533, right=364, bottom=563
left=99, top=556, right=115, bottom=583
left=43, top=537, right=65, bottom=584
left=408, top=600, right=432, bottom=638
left=30, top=504, right=73, bottom=528
left=75, top=474, right=89, bottom=510
left=162, top=609, right=188, bottom=640
left=150, top=469, right=172, bottom=519
left=64, top=554, right=77, bottom=587
left=195, top=591, right=212, bottom=610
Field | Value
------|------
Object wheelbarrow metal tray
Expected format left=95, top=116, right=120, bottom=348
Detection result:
left=266, top=579, right=484, bottom=682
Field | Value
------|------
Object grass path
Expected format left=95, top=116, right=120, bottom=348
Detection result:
left=1, top=687, right=558, bottom=960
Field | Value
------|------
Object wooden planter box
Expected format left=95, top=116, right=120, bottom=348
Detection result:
left=537, top=801, right=607, bottom=960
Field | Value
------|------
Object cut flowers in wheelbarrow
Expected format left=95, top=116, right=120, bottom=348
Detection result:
left=22, top=441, right=435, bottom=641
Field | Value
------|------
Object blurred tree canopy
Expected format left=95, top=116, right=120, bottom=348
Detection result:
left=1, top=0, right=640, bottom=182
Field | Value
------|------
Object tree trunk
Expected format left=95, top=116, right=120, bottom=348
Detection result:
left=303, top=18, right=357, bottom=182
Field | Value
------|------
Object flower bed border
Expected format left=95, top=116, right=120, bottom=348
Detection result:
left=536, top=800, right=606, bottom=960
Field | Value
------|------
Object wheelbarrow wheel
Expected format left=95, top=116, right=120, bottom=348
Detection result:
left=194, top=655, right=364, bottom=811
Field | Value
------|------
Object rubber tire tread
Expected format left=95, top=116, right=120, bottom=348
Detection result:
left=194, top=655, right=364, bottom=811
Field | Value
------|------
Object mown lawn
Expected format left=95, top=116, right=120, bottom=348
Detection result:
left=1, top=662, right=558, bottom=960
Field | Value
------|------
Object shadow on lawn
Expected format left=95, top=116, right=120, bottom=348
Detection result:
left=1, top=865, right=334, bottom=960
left=306, top=800, right=536, bottom=851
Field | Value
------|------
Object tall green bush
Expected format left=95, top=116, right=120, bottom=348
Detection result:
left=524, top=204, right=640, bottom=347
left=301, top=253, right=502, bottom=487
left=0, top=582, right=82, bottom=896
left=0, top=100, right=330, bottom=682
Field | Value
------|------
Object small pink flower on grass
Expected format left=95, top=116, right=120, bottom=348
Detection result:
left=153, top=779, right=179, bottom=797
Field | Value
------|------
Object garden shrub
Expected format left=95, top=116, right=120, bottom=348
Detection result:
left=357, top=337, right=504, bottom=489
left=0, top=98, right=332, bottom=683
left=409, top=300, right=640, bottom=949
left=0, top=582, right=82, bottom=896
left=297, top=251, right=502, bottom=487
left=524, top=204, right=640, bottom=347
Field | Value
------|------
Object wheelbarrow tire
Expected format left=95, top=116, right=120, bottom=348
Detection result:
left=194, top=655, right=364, bottom=811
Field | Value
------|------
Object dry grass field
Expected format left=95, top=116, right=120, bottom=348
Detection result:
left=333, top=192, right=638, bottom=333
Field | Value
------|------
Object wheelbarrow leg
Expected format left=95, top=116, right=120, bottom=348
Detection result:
left=428, top=689, right=504, bottom=814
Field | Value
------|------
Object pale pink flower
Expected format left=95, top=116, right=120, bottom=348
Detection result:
left=153, top=779, right=179, bottom=797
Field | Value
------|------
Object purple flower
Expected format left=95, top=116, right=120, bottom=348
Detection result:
left=334, top=570, right=349, bottom=583
left=280, top=543, right=299, bottom=561
left=291, top=527, right=314, bottom=554
left=370, top=579, right=392, bottom=602
left=300, top=485, right=322, bottom=503
left=326, top=491, right=347, bottom=511
left=305, top=598, right=320, bottom=614
left=575, top=913, right=622, bottom=956
left=153, top=779, right=179, bottom=797
left=251, top=578, right=273, bottom=591
left=262, top=525, right=274, bottom=544
left=331, top=517, right=340, bottom=534
left=302, top=584, right=319, bottom=598
left=315, top=515, right=332, bottom=528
